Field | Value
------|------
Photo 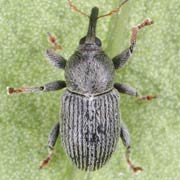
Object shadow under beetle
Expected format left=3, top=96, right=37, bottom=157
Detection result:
left=7, top=0, right=156, bottom=172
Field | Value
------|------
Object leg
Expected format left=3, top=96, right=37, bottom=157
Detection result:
left=114, top=83, right=157, bottom=101
left=46, top=32, right=66, bottom=69
left=7, top=80, right=66, bottom=95
left=137, top=95, right=158, bottom=101
left=114, top=83, right=139, bottom=97
left=45, top=49, right=66, bottom=69
left=39, top=122, right=60, bottom=169
left=113, top=19, right=154, bottom=69
left=120, top=121, right=143, bottom=172
left=47, top=32, right=63, bottom=51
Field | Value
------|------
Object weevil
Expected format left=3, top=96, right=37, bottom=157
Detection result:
left=7, top=0, right=156, bottom=172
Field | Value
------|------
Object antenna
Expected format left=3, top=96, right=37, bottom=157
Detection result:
left=98, top=0, right=128, bottom=19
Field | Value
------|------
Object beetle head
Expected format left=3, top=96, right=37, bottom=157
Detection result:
left=79, top=7, right=102, bottom=47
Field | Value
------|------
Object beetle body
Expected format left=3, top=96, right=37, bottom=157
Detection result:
left=61, top=89, right=120, bottom=171
left=60, top=7, right=120, bottom=171
left=8, top=1, right=154, bottom=173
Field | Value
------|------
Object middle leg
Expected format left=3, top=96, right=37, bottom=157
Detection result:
left=7, top=80, right=66, bottom=95
left=114, top=83, right=157, bottom=101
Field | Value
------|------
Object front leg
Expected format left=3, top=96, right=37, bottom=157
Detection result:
left=45, top=49, right=66, bottom=69
left=7, top=80, right=66, bottom=95
left=46, top=32, right=66, bottom=69
left=113, top=19, right=154, bottom=69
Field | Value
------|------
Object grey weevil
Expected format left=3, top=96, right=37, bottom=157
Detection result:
left=7, top=0, right=156, bottom=172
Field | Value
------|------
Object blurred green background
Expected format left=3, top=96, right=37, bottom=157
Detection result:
left=0, top=0, right=180, bottom=180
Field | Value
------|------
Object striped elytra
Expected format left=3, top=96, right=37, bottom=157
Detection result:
left=60, top=89, right=120, bottom=171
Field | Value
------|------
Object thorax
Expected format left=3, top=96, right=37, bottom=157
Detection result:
left=65, top=49, right=115, bottom=95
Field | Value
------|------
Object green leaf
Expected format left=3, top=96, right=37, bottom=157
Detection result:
left=0, top=0, right=180, bottom=180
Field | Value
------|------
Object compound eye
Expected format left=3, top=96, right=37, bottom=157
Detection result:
left=79, top=36, right=86, bottom=45
left=95, top=37, right=102, bottom=46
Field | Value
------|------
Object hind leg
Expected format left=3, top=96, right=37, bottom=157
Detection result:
left=120, top=121, right=143, bottom=172
left=39, top=122, right=60, bottom=169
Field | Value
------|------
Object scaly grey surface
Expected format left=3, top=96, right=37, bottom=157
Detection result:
left=61, top=89, right=120, bottom=171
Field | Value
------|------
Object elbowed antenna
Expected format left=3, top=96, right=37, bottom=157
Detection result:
left=68, top=0, right=89, bottom=17
left=68, top=0, right=129, bottom=19
left=98, top=0, right=128, bottom=19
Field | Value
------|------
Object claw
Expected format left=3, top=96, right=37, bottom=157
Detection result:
left=127, top=159, right=143, bottom=173
left=131, top=166, right=143, bottom=173
left=7, top=87, right=14, bottom=95
left=137, top=18, right=154, bottom=30
left=138, top=95, right=158, bottom=101
left=39, top=156, right=51, bottom=170
left=131, top=18, right=154, bottom=44
left=126, top=147, right=143, bottom=173
left=7, top=87, right=26, bottom=95
left=39, top=150, right=54, bottom=170
left=47, top=32, right=63, bottom=51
